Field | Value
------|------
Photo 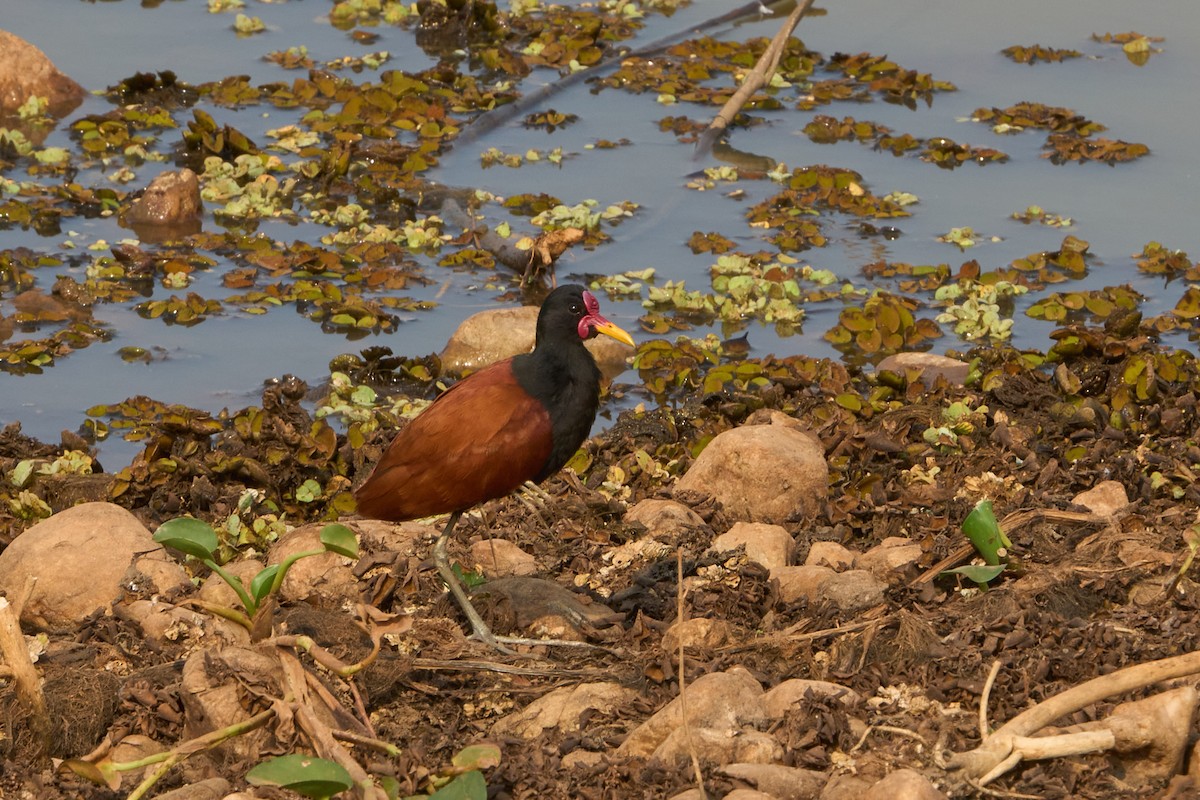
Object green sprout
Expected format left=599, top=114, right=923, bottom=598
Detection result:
left=153, top=518, right=358, bottom=635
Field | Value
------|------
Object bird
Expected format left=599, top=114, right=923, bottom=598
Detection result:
left=354, top=284, right=635, bottom=651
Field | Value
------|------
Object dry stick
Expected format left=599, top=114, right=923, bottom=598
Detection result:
left=678, top=551, right=708, bottom=800
left=947, top=648, right=1200, bottom=779
left=279, top=650, right=389, bottom=800
left=124, top=708, right=276, bottom=800
left=694, top=0, right=817, bottom=160
left=979, top=659, right=1003, bottom=739
left=0, top=595, right=48, bottom=757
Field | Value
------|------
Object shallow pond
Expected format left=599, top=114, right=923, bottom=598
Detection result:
left=1, top=0, right=1198, bottom=466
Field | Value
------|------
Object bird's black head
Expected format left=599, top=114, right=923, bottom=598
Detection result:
left=535, top=284, right=635, bottom=348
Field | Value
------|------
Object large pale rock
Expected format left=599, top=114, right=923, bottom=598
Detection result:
left=268, top=523, right=360, bottom=608
left=805, top=541, right=856, bottom=571
left=0, top=502, right=190, bottom=630
left=711, top=522, right=793, bottom=571
left=674, top=413, right=827, bottom=524
left=625, top=499, right=708, bottom=538
left=764, top=679, right=862, bottom=719
left=653, top=725, right=781, bottom=767
left=492, top=682, right=637, bottom=739
left=0, top=31, right=87, bottom=116
left=774, top=566, right=885, bottom=611
left=618, top=667, right=766, bottom=757
left=856, top=537, right=923, bottom=582
left=440, top=304, right=630, bottom=379
left=468, top=538, right=537, bottom=577
left=862, top=769, right=947, bottom=800
left=876, top=353, right=969, bottom=388
left=662, top=617, right=733, bottom=651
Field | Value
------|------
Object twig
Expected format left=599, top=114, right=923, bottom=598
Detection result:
left=122, top=708, right=275, bottom=800
left=849, top=724, right=928, bottom=754
left=980, top=659, right=1002, bottom=739
left=947, top=648, right=1200, bottom=779
left=694, top=0, right=817, bottom=159
left=677, top=551, right=707, bottom=800
left=0, top=596, right=48, bottom=757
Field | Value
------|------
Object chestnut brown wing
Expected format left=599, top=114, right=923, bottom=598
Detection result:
left=354, top=361, right=554, bottom=521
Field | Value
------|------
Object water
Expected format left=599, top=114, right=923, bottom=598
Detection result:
left=1, top=0, right=1198, bottom=466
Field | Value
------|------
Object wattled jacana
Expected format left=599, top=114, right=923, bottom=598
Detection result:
left=354, top=285, right=635, bottom=650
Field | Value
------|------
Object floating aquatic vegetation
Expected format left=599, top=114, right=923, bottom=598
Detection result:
left=825, top=290, right=940, bottom=358
left=922, top=137, right=1008, bottom=169
left=1001, top=45, right=1082, bottom=65
left=1011, top=205, right=1072, bottom=228
left=935, top=279, right=1027, bottom=341
left=1135, top=242, right=1199, bottom=280
left=1026, top=285, right=1143, bottom=324
left=1092, top=31, right=1165, bottom=66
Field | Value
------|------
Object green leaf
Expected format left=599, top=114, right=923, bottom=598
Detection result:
left=942, top=564, right=1006, bottom=586
left=428, top=771, right=487, bottom=800
left=319, top=523, right=359, bottom=558
left=250, top=565, right=281, bottom=603
left=154, top=517, right=220, bottom=560
left=962, top=500, right=1012, bottom=565
left=246, top=754, right=353, bottom=799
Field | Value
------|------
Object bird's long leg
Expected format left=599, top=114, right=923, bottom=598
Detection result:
left=432, top=511, right=517, bottom=655
left=433, top=511, right=617, bottom=656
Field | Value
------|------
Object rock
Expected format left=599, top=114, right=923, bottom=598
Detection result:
left=711, top=522, right=793, bottom=571
left=469, top=538, right=537, bottom=577
left=662, top=617, right=733, bottom=651
left=121, top=599, right=207, bottom=648
left=774, top=566, right=885, bottom=611
left=773, top=565, right=835, bottom=604
left=625, top=499, right=708, bottom=539
left=440, top=304, right=629, bottom=379
left=353, top=518, right=428, bottom=558
left=876, top=353, right=970, bottom=388
left=819, top=774, right=873, bottom=800
left=862, top=769, right=947, bottom=800
left=764, top=679, right=862, bottom=719
left=856, top=537, right=923, bottom=582
left=0, top=31, right=87, bottom=117
left=618, top=667, right=766, bottom=757
left=823, top=570, right=886, bottom=611
left=107, top=735, right=165, bottom=789
left=268, top=522, right=360, bottom=608
left=723, top=790, right=781, bottom=800
left=720, top=763, right=827, bottom=800
left=0, top=502, right=190, bottom=630
left=124, top=168, right=203, bottom=240
left=652, top=726, right=781, bottom=767
left=493, top=682, right=638, bottom=739
left=805, top=541, right=856, bottom=571
left=1072, top=480, right=1129, bottom=517
left=674, top=413, right=827, bottom=524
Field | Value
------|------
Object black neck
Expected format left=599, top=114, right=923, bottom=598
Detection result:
left=511, top=339, right=601, bottom=481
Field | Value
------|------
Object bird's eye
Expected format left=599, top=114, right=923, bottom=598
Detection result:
left=569, top=302, right=582, bottom=314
